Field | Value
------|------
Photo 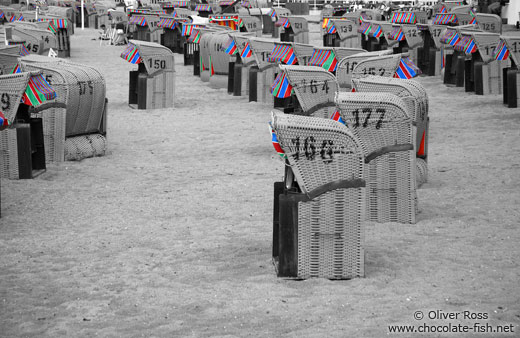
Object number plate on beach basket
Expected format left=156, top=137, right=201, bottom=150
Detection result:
left=21, top=55, right=108, bottom=162
left=335, top=92, right=417, bottom=224
left=336, top=50, right=392, bottom=88
left=271, top=112, right=366, bottom=279
left=121, top=40, right=175, bottom=110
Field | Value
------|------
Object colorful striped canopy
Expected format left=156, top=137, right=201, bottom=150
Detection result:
left=120, top=43, right=142, bottom=64
left=368, top=24, right=382, bottom=38
left=391, top=12, right=416, bottom=24
left=48, top=19, right=68, bottom=33
left=388, top=26, right=405, bottom=41
left=209, top=15, right=242, bottom=30
left=271, top=72, right=293, bottom=99
left=129, top=15, right=147, bottom=26
left=325, top=20, right=337, bottom=34
left=330, top=110, right=345, bottom=125
left=219, top=0, right=235, bottom=6
left=275, top=17, right=290, bottom=28
left=240, top=42, right=252, bottom=58
left=454, top=35, right=477, bottom=54
left=322, top=17, right=330, bottom=29
left=357, top=22, right=371, bottom=35
left=308, top=49, right=337, bottom=72
left=223, top=37, right=237, bottom=55
left=181, top=24, right=203, bottom=36
left=0, top=11, right=4, bottom=19
left=195, top=4, right=211, bottom=11
left=432, top=14, right=457, bottom=25
left=20, top=44, right=30, bottom=56
left=493, top=40, right=510, bottom=61
left=127, top=9, right=150, bottom=15
left=268, top=8, right=276, bottom=18
left=22, top=74, right=57, bottom=107
left=269, top=44, right=298, bottom=65
left=269, top=123, right=286, bottom=159
left=394, top=57, right=421, bottom=79
left=11, top=64, right=21, bottom=74
left=158, top=17, right=177, bottom=29
left=172, top=1, right=189, bottom=7
left=0, top=111, right=10, bottom=131
left=440, top=30, right=460, bottom=46
left=187, top=30, right=201, bottom=43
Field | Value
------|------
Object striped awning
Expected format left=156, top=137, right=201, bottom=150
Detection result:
left=47, top=19, right=68, bottom=33
left=22, top=74, right=57, bottom=107
left=127, top=9, right=150, bottom=15
left=195, top=4, right=211, bottom=11
left=172, top=1, right=189, bottom=7
left=158, top=17, right=177, bottom=29
left=275, top=17, right=290, bottom=28
left=432, top=14, right=457, bottom=25
left=219, top=0, right=235, bottom=6
left=223, top=37, right=237, bottom=55
left=20, top=44, right=30, bottom=56
left=391, top=12, right=416, bottom=24
left=357, top=21, right=371, bottom=35
left=394, top=56, right=421, bottom=79
left=454, top=35, right=477, bottom=54
left=440, top=30, right=460, bottom=46
left=128, top=15, right=147, bottom=26
left=271, top=72, right=293, bottom=99
left=269, top=44, right=298, bottom=65
left=325, top=20, right=337, bottom=34
left=308, top=49, right=337, bottom=72
left=209, top=15, right=242, bottom=30
left=187, top=30, right=201, bottom=43
left=388, top=26, right=405, bottom=41
left=368, top=24, right=382, bottom=38
left=493, top=40, right=510, bottom=61
left=120, top=43, right=142, bottom=64
left=0, top=10, right=4, bottom=19
left=0, top=110, right=10, bottom=130
left=241, top=0, right=252, bottom=8
left=181, top=24, right=204, bottom=36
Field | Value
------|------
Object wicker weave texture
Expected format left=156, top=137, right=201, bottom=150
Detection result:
left=0, top=72, right=31, bottom=124
left=335, top=92, right=416, bottom=224
left=64, top=133, right=107, bottom=161
left=0, top=128, right=19, bottom=179
left=281, top=65, right=339, bottom=118
left=351, top=54, right=402, bottom=80
left=272, top=112, right=365, bottom=279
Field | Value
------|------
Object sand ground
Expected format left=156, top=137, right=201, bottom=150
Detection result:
left=1, top=22, right=520, bottom=338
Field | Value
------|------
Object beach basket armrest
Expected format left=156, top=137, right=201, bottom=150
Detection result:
left=28, top=101, right=67, bottom=114
left=365, top=143, right=413, bottom=164
left=284, top=178, right=366, bottom=202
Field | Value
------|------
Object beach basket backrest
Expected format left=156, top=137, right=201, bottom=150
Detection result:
left=500, top=37, right=520, bottom=66
left=9, top=26, right=58, bottom=52
left=271, top=111, right=364, bottom=195
left=288, top=17, right=307, bottom=35
left=0, top=72, right=31, bottom=124
left=332, top=19, right=358, bottom=41
left=428, top=24, right=448, bottom=49
left=400, top=24, right=422, bottom=49
left=475, top=13, right=501, bottom=34
left=281, top=65, right=339, bottom=118
left=333, top=47, right=366, bottom=63
left=336, top=50, right=392, bottom=88
left=291, top=43, right=314, bottom=65
left=248, top=38, right=276, bottom=70
left=455, top=13, right=475, bottom=26
left=352, top=54, right=404, bottom=80
left=240, top=15, right=261, bottom=33
left=0, top=51, right=20, bottom=75
left=470, top=32, right=501, bottom=63
left=232, top=34, right=255, bottom=65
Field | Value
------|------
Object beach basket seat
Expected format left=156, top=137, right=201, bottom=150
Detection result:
left=21, top=55, right=107, bottom=162
left=275, top=65, right=339, bottom=118
left=270, top=111, right=366, bottom=279
left=0, top=71, right=60, bottom=179
left=351, top=76, right=429, bottom=186
left=494, top=36, right=520, bottom=108
left=335, top=92, right=416, bottom=224
left=323, top=18, right=361, bottom=49
left=275, top=16, right=308, bottom=44
left=4, top=25, right=57, bottom=55
left=120, top=40, right=175, bottom=110
left=336, top=49, right=392, bottom=89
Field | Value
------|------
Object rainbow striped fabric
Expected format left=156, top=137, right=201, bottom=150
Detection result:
left=268, top=8, right=276, bottom=18
left=275, top=17, right=290, bottom=28
left=120, top=44, right=142, bottom=64
left=48, top=19, right=68, bottom=33
left=173, top=1, right=189, bottom=7
left=357, top=22, right=371, bottom=35
left=325, top=20, right=337, bottom=34
left=210, top=15, right=241, bottom=30
left=308, top=49, right=337, bottom=72
left=22, top=74, right=57, bottom=107
left=11, top=64, right=21, bottom=74
left=0, top=111, right=10, bottom=131
left=369, top=24, right=382, bottom=38
left=269, top=44, right=298, bottom=65
left=432, top=14, right=457, bottom=25
left=223, top=37, right=237, bottom=55
left=0, top=11, right=4, bottom=19
left=394, top=57, right=421, bottom=79
left=181, top=24, right=193, bottom=36
left=129, top=15, right=147, bottom=26
left=391, top=12, right=416, bottom=24
left=271, top=72, right=293, bottom=98
left=158, top=17, right=177, bottom=29
left=240, top=42, right=252, bottom=58
left=188, top=30, right=201, bottom=43
left=195, top=4, right=211, bottom=11
left=440, top=30, right=460, bottom=46
left=389, top=26, right=405, bottom=41
left=330, top=110, right=345, bottom=125
left=219, top=0, right=235, bottom=6
left=209, top=55, right=215, bottom=76
left=454, top=35, right=477, bottom=54
left=269, top=123, right=286, bottom=160
left=493, top=40, right=510, bottom=61
left=439, top=6, right=448, bottom=13
left=322, top=17, right=330, bottom=29
left=20, top=44, right=30, bottom=56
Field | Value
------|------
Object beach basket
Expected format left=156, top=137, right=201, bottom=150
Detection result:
left=21, top=55, right=107, bottom=162
left=336, top=49, right=392, bottom=89
left=335, top=92, right=416, bottom=224
left=494, top=36, right=520, bottom=108
left=352, top=53, right=421, bottom=82
left=267, top=7, right=290, bottom=38
left=121, top=40, right=175, bottom=109
left=276, top=16, right=308, bottom=44
left=4, top=24, right=57, bottom=55
left=271, top=111, right=366, bottom=279
left=323, top=18, right=361, bottom=49
left=128, top=14, right=162, bottom=44
left=0, top=71, right=60, bottom=179
left=245, top=37, right=277, bottom=102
